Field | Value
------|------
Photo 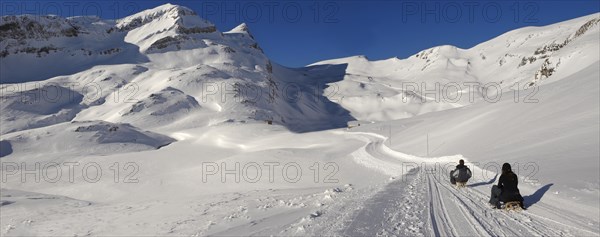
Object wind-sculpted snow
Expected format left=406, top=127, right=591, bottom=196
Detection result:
left=0, top=84, right=84, bottom=134
left=124, top=87, right=200, bottom=116
left=0, top=64, right=149, bottom=134
left=3, top=84, right=83, bottom=115
left=72, top=121, right=174, bottom=147
left=1, top=120, right=174, bottom=159
left=119, top=87, right=201, bottom=127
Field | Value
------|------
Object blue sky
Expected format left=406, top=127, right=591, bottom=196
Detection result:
left=2, top=0, right=598, bottom=67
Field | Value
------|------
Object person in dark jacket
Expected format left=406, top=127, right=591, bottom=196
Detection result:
left=489, top=163, right=525, bottom=209
left=450, top=159, right=472, bottom=184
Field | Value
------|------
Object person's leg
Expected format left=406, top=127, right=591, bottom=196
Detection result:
left=494, top=186, right=503, bottom=208
left=489, top=185, right=501, bottom=207
left=489, top=185, right=495, bottom=204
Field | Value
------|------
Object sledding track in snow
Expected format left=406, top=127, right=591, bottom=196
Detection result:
left=339, top=131, right=600, bottom=236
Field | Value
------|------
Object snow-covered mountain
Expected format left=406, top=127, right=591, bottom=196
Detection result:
left=0, top=4, right=599, bottom=236
left=2, top=4, right=597, bottom=138
left=313, top=14, right=600, bottom=121
left=1, top=3, right=352, bottom=140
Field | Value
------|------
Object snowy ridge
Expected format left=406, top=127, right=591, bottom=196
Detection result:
left=313, top=13, right=599, bottom=121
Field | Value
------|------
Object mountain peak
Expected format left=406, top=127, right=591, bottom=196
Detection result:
left=230, top=23, right=249, bottom=33
left=114, top=3, right=218, bottom=52
left=150, top=3, right=198, bottom=17
left=131, top=3, right=197, bottom=18
left=412, top=45, right=462, bottom=60
left=115, top=3, right=213, bottom=32
left=226, top=23, right=256, bottom=39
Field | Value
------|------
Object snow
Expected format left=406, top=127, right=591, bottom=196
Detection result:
left=0, top=4, right=599, bottom=236
left=226, top=23, right=251, bottom=34
left=1, top=120, right=174, bottom=162
left=117, top=3, right=218, bottom=53
left=371, top=63, right=600, bottom=216
left=312, top=13, right=600, bottom=122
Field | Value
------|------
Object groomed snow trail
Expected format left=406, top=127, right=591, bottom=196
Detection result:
left=337, top=131, right=599, bottom=236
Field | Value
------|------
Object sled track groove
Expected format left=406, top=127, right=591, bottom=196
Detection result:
left=457, top=179, right=598, bottom=236
left=342, top=132, right=599, bottom=237
left=429, top=173, right=496, bottom=237
left=433, top=173, right=538, bottom=236
left=427, top=174, right=456, bottom=236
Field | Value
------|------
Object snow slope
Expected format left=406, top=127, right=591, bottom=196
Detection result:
left=0, top=4, right=598, bottom=236
left=313, top=13, right=600, bottom=121
left=360, top=62, right=600, bottom=217
left=2, top=121, right=597, bottom=236
left=307, top=62, right=599, bottom=235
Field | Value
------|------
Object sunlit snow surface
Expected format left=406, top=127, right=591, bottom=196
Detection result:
left=0, top=4, right=598, bottom=236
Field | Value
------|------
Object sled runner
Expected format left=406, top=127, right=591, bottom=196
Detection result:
left=503, top=201, right=522, bottom=211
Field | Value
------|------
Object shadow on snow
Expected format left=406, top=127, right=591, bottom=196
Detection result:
left=468, top=174, right=498, bottom=188
left=276, top=63, right=356, bottom=133
left=523, top=183, right=554, bottom=208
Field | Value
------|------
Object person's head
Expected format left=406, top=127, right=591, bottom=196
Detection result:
left=502, top=163, right=512, bottom=174
left=459, top=159, right=464, bottom=165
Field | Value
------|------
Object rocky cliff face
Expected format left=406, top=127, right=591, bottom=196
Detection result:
left=0, top=4, right=223, bottom=60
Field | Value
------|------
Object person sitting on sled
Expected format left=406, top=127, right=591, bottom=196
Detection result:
left=489, top=163, right=525, bottom=209
left=450, top=159, right=472, bottom=185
